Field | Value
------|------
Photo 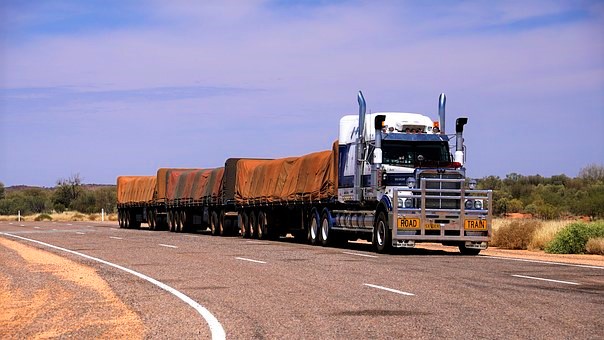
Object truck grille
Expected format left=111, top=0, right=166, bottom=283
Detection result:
left=419, top=172, right=462, bottom=209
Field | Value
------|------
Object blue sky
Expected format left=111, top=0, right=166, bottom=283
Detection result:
left=1, top=0, right=603, bottom=186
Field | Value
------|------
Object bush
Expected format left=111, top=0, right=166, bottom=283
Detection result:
left=70, top=213, right=86, bottom=221
left=586, top=238, right=604, bottom=255
left=34, top=213, right=53, bottom=221
left=53, top=203, right=66, bottom=213
left=545, top=222, right=604, bottom=254
left=492, top=220, right=542, bottom=249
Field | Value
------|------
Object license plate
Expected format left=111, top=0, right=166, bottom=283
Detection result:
left=398, top=218, right=420, bottom=229
left=424, top=223, right=440, bottom=230
left=464, top=219, right=487, bottom=230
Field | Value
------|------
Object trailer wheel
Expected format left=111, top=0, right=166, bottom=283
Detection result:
left=320, top=211, right=333, bottom=247
left=180, top=210, right=188, bottom=233
left=239, top=211, right=250, bottom=238
left=118, top=210, right=124, bottom=228
left=124, top=211, right=131, bottom=229
left=168, top=211, right=175, bottom=232
left=257, top=211, right=268, bottom=240
left=148, top=210, right=155, bottom=230
left=249, top=211, right=258, bottom=239
left=374, top=211, right=391, bottom=254
left=210, top=211, right=219, bottom=236
left=308, top=208, right=320, bottom=245
left=458, top=245, right=481, bottom=255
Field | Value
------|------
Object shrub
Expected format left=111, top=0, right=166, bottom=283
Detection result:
left=492, top=219, right=542, bottom=249
left=34, top=213, right=53, bottom=221
left=53, top=203, right=66, bottom=213
left=586, top=238, right=604, bottom=255
left=88, top=214, right=99, bottom=221
left=70, top=213, right=86, bottom=221
left=528, top=220, right=572, bottom=251
left=545, top=222, right=604, bottom=254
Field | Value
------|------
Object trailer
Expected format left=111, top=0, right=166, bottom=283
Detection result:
left=117, top=92, right=492, bottom=254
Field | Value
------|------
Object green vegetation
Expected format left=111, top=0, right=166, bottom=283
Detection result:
left=545, top=221, right=604, bottom=254
left=0, top=175, right=116, bottom=216
left=478, top=164, right=604, bottom=219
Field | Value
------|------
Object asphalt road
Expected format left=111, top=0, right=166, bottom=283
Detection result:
left=1, top=220, right=603, bottom=339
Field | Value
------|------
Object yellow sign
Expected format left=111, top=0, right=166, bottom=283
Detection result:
left=464, top=219, right=487, bottom=230
left=397, top=218, right=420, bottom=229
left=425, top=223, right=440, bottom=230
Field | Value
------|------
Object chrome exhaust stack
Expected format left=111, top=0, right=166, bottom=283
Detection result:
left=438, top=93, right=446, bottom=134
left=354, top=91, right=367, bottom=201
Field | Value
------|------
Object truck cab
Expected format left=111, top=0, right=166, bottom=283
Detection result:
left=336, top=92, right=492, bottom=254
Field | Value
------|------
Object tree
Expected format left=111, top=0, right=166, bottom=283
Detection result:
left=0, top=181, right=5, bottom=200
left=53, top=174, right=83, bottom=209
left=579, top=164, right=604, bottom=182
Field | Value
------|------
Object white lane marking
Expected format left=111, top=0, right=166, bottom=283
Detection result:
left=245, top=240, right=269, bottom=245
left=512, top=274, right=580, bottom=286
left=0, top=232, right=226, bottom=339
left=483, top=255, right=604, bottom=270
left=158, top=244, right=178, bottom=249
left=364, top=283, right=415, bottom=296
left=76, top=232, right=85, bottom=235
left=34, top=227, right=41, bottom=229
left=9, top=223, right=13, bottom=225
left=236, top=257, right=267, bottom=264
left=20, top=224, right=25, bottom=227
left=67, top=223, right=73, bottom=226
left=52, top=229, right=57, bottom=231
left=342, top=251, right=378, bottom=258
left=109, top=236, right=123, bottom=240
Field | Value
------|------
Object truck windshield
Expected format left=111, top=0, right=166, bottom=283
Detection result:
left=381, top=141, right=450, bottom=167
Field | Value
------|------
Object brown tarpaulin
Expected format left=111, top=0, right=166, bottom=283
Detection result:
left=234, top=143, right=338, bottom=204
left=116, top=176, right=156, bottom=204
left=162, top=168, right=224, bottom=203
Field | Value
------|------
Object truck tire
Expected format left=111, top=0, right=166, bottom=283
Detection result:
left=118, top=210, right=124, bottom=228
left=374, top=211, right=392, bottom=254
left=210, top=211, right=219, bottom=236
left=249, top=211, right=258, bottom=239
left=148, top=210, right=155, bottom=230
left=308, top=208, right=320, bottom=246
left=219, top=211, right=228, bottom=236
left=168, top=211, right=175, bottom=232
left=180, top=210, right=188, bottom=233
left=257, top=211, right=268, bottom=240
left=320, top=211, right=333, bottom=247
left=459, top=245, right=481, bottom=255
left=239, top=211, right=250, bottom=238
left=124, top=211, right=130, bottom=229
left=175, top=210, right=182, bottom=233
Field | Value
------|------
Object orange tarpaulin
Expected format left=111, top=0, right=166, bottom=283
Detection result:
left=116, top=176, right=156, bottom=204
left=234, top=144, right=338, bottom=204
left=161, top=168, right=225, bottom=203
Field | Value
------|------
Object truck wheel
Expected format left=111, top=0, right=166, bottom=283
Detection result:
left=210, top=211, right=219, bottom=236
left=168, top=211, right=175, bottom=232
left=308, top=209, right=320, bottom=245
left=124, top=211, right=131, bottom=229
left=459, top=245, right=481, bottom=255
left=118, top=210, right=124, bottom=228
left=374, top=211, right=392, bottom=254
left=239, top=211, right=250, bottom=238
left=148, top=210, right=155, bottom=230
left=320, top=211, right=333, bottom=247
left=249, top=211, right=258, bottom=239
left=219, top=211, right=228, bottom=236
left=257, top=211, right=267, bottom=240
left=180, top=210, right=188, bottom=233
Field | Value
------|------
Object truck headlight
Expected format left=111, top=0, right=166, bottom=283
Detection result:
left=474, top=200, right=483, bottom=210
left=406, top=177, right=416, bottom=189
left=465, top=200, right=474, bottom=209
left=404, top=198, right=413, bottom=208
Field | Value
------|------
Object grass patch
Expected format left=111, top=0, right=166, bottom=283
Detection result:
left=545, top=221, right=604, bottom=254
left=528, top=220, right=573, bottom=251
left=34, top=213, right=53, bottom=221
left=491, top=219, right=542, bottom=250
left=586, top=238, right=604, bottom=255
left=70, top=213, right=86, bottom=221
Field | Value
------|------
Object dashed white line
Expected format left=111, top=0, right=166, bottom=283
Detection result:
left=483, top=255, right=604, bottom=270
left=34, top=227, right=41, bottom=229
left=342, top=251, right=378, bottom=258
left=236, top=257, right=267, bottom=264
left=67, top=223, right=73, bottom=226
left=109, top=236, right=123, bottom=240
left=158, top=244, right=178, bottom=249
left=512, top=274, right=580, bottom=286
left=20, top=224, right=25, bottom=227
left=364, top=283, right=415, bottom=296
left=0, top=232, right=225, bottom=339
left=75, top=232, right=85, bottom=235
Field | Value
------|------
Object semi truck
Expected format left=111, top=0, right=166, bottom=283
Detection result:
left=117, top=92, right=492, bottom=254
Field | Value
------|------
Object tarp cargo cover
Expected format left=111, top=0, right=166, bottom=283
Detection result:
left=117, top=176, right=156, bottom=204
left=163, top=168, right=224, bottom=202
left=234, top=145, right=338, bottom=204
